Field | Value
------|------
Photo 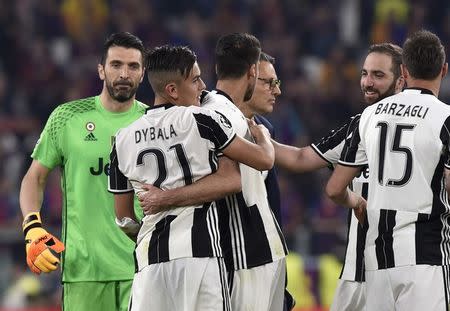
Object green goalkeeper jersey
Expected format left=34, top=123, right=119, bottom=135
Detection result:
left=32, top=96, right=147, bottom=282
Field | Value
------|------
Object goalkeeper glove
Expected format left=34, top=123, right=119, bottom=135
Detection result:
left=23, top=212, right=65, bottom=274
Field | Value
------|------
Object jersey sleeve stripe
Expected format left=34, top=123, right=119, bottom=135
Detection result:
left=337, top=160, right=367, bottom=167
left=310, top=143, right=333, bottom=166
left=108, top=188, right=135, bottom=194
left=218, top=133, right=236, bottom=151
left=109, top=142, right=133, bottom=192
left=340, top=116, right=363, bottom=163
left=313, top=115, right=360, bottom=153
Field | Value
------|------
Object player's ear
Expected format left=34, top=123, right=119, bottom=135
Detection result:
left=400, top=64, right=409, bottom=80
left=98, top=64, right=105, bottom=81
left=248, top=63, right=258, bottom=80
left=165, top=82, right=178, bottom=100
left=139, top=68, right=145, bottom=83
left=395, top=75, right=405, bottom=92
left=441, top=62, right=448, bottom=80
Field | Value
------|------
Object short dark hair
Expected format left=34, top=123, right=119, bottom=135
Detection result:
left=215, top=33, right=261, bottom=79
left=146, top=45, right=197, bottom=93
left=260, top=52, right=275, bottom=65
left=368, top=43, right=403, bottom=80
left=101, top=32, right=146, bottom=66
left=402, top=30, right=446, bottom=80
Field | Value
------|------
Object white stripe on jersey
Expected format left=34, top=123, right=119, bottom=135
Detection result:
left=208, top=203, right=222, bottom=257
left=227, top=196, right=246, bottom=268
left=443, top=265, right=450, bottom=304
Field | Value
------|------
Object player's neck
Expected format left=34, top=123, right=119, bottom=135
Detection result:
left=406, top=78, right=441, bottom=97
left=154, top=94, right=181, bottom=107
left=99, top=90, right=135, bottom=113
left=236, top=101, right=254, bottom=119
left=154, top=96, right=173, bottom=107
left=216, top=79, right=247, bottom=106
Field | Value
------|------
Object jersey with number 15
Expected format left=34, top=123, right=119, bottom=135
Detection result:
left=339, top=88, right=450, bottom=271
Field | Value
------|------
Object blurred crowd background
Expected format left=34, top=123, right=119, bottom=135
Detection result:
left=1, top=0, right=450, bottom=309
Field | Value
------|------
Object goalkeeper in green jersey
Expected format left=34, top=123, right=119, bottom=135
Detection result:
left=19, top=32, right=147, bottom=311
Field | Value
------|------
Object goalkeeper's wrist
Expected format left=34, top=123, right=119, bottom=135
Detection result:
left=23, top=212, right=43, bottom=238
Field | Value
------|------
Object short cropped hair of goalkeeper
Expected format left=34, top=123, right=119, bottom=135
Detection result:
left=19, top=32, right=147, bottom=311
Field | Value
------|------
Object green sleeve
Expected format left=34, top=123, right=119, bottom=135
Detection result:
left=31, top=105, right=65, bottom=169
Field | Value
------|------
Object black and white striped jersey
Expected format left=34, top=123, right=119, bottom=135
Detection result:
left=339, top=88, right=450, bottom=271
left=108, top=103, right=236, bottom=271
left=312, top=114, right=368, bottom=282
left=202, top=90, right=288, bottom=271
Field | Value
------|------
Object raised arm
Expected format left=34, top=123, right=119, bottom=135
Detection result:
left=139, top=156, right=241, bottom=215
left=272, top=140, right=329, bottom=173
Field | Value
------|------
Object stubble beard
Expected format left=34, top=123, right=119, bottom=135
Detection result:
left=243, top=81, right=256, bottom=102
left=106, top=81, right=138, bottom=103
left=364, top=80, right=397, bottom=105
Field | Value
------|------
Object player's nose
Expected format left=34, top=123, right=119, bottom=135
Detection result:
left=272, top=84, right=281, bottom=96
left=362, top=75, right=374, bottom=88
left=199, top=78, right=206, bottom=91
left=120, top=67, right=130, bottom=79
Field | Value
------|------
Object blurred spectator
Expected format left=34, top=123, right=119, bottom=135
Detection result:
left=310, top=194, right=346, bottom=256
left=61, top=0, right=109, bottom=46
left=286, top=251, right=317, bottom=310
left=371, top=0, right=409, bottom=43
left=318, top=254, right=343, bottom=309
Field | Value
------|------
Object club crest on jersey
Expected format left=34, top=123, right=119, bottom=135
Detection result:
left=84, top=121, right=97, bottom=141
left=216, top=111, right=232, bottom=128
left=86, top=122, right=95, bottom=131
